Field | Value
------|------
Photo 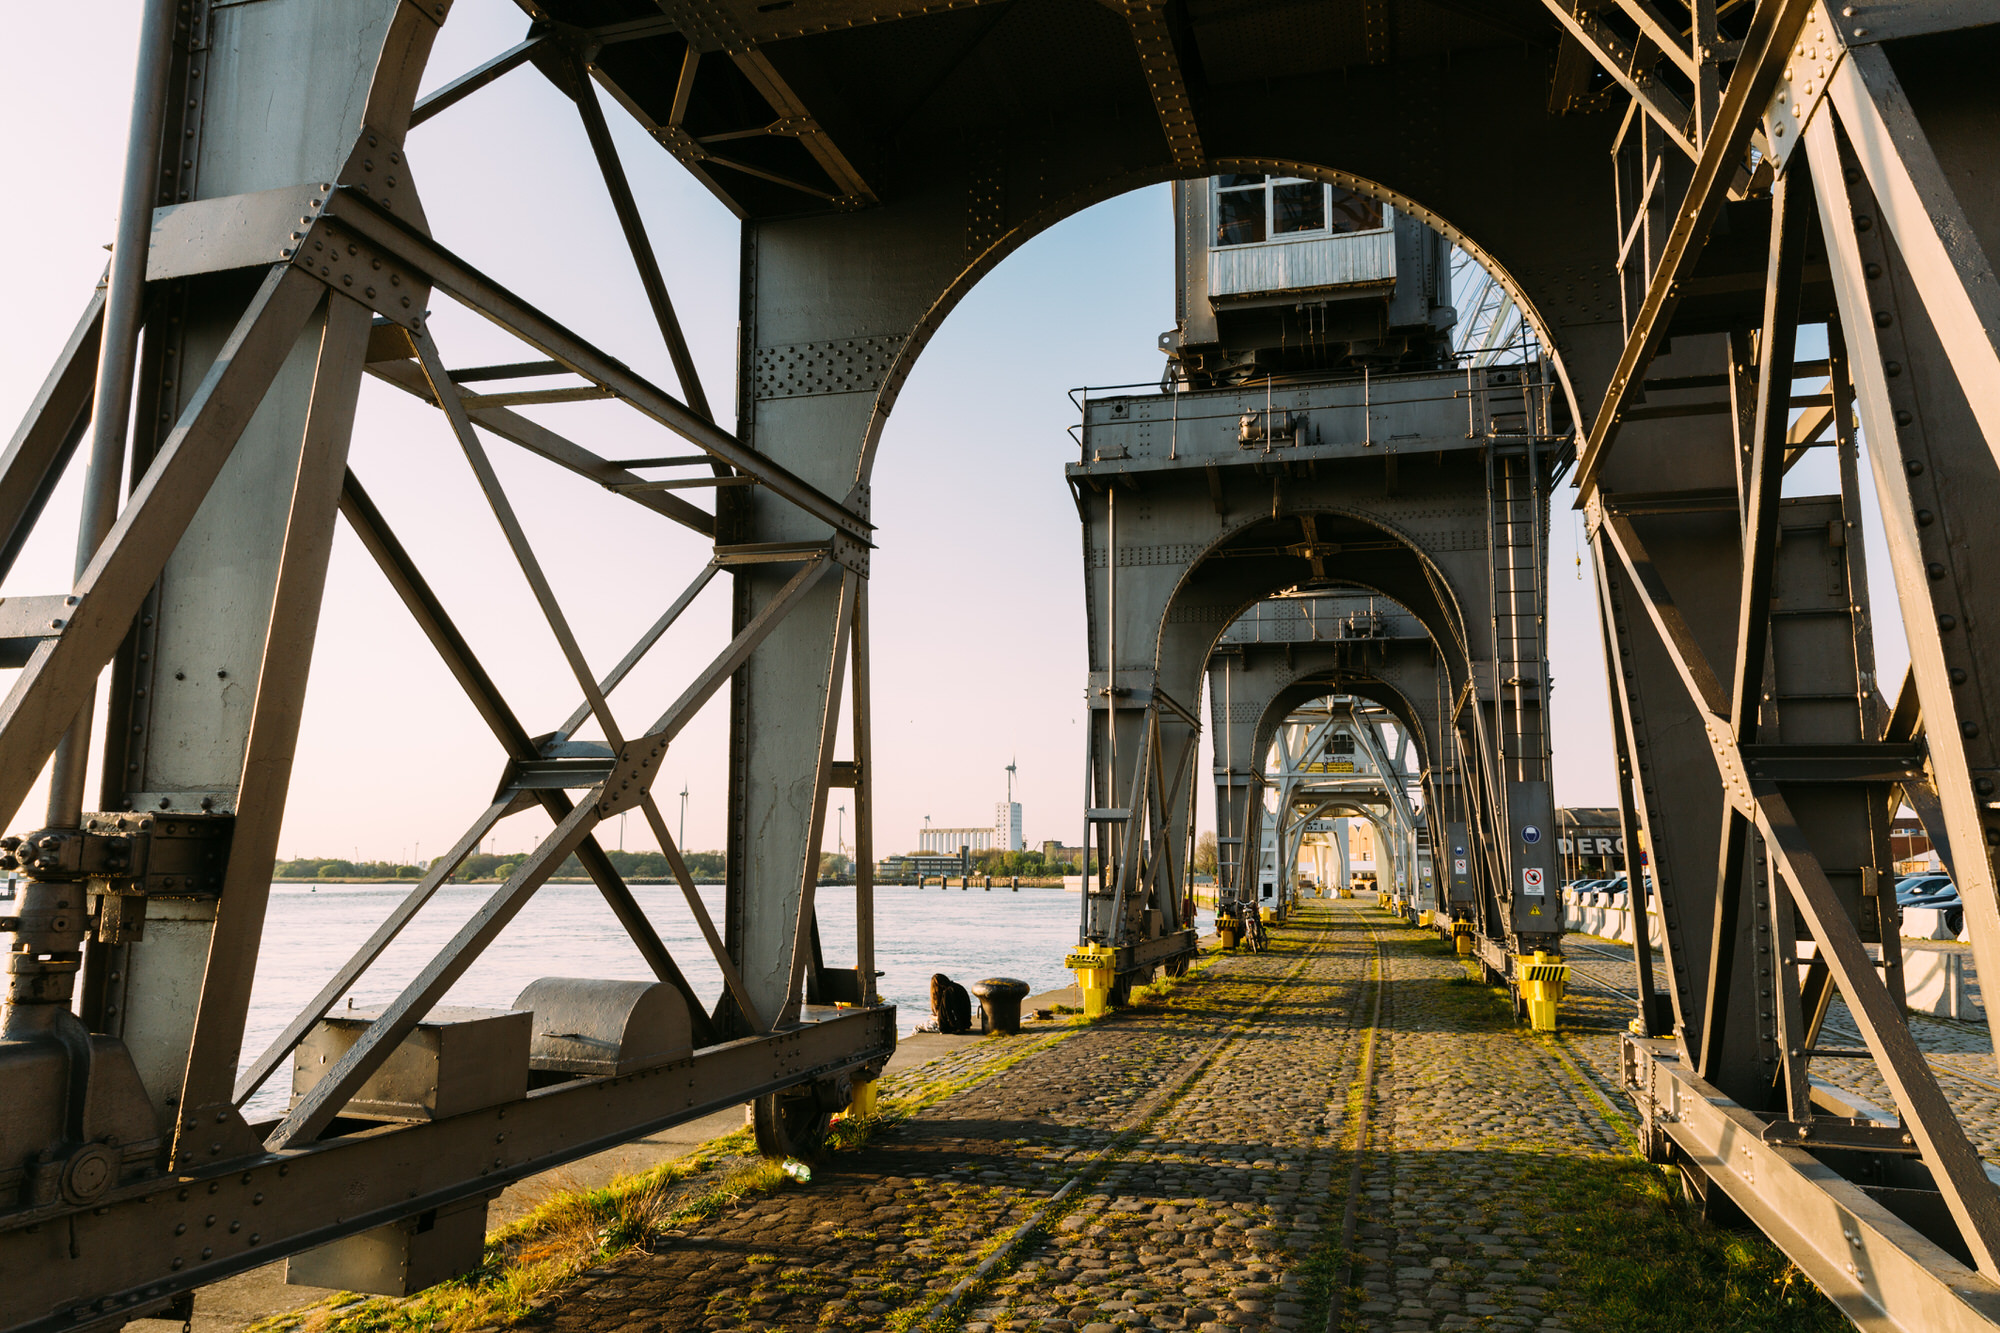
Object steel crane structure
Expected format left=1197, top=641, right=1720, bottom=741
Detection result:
left=1253, top=697, right=1428, bottom=913
left=1206, top=591, right=1460, bottom=920
left=1077, top=168, right=1561, bottom=990
left=4, top=1, right=2000, bottom=1328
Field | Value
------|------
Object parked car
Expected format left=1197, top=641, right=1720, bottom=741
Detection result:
left=1895, top=874, right=1962, bottom=935
left=1896, top=873, right=1955, bottom=906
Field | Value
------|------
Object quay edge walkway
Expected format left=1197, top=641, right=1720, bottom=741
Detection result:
left=273, top=904, right=1853, bottom=1333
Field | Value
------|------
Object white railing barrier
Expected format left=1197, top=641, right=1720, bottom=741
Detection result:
left=1563, top=892, right=1983, bottom=1021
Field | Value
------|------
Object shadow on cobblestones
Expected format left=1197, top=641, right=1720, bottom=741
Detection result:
left=250, top=906, right=1854, bottom=1333
left=1326, top=928, right=1850, bottom=1333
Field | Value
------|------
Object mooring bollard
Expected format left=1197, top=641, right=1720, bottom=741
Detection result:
left=971, top=977, right=1030, bottom=1033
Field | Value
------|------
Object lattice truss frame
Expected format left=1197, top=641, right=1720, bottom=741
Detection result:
left=1260, top=697, right=1423, bottom=899
left=1558, top=2, right=2000, bottom=1325
left=0, top=5, right=892, bottom=1322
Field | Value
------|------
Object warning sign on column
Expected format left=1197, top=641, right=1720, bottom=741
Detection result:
left=1522, top=867, right=1545, bottom=896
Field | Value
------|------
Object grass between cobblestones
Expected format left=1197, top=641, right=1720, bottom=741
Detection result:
left=244, top=1028, right=1075, bottom=1333
left=250, top=920, right=1854, bottom=1333
left=1532, top=1151, right=1848, bottom=1332
left=884, top=942, right=1308, bottom=1331
left=1435, top=940, right=1849, bottom=1333
left=1292, top=949, right=1378, bottom=1332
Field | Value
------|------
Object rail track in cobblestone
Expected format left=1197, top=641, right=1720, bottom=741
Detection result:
left=946, top=899, right=1384, bottom=1331
left=1321, top=905, right=1388, bottom=1332
left=267, top=903, right=1860, bottom=1333
left=496, top=900, right=1391, bottom=1332
left=909, top=904, right=1356, bottom=1327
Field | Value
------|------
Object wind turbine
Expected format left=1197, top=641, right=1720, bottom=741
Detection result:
left=1002, top=757, right=1019, bottom=851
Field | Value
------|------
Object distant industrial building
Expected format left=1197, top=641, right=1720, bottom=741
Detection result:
left=1040, top=840, right=1084, bottom=867
left=1892, top=815, right=1940, bottom=873
left=994, top=801, right=1023, bottom=852
left=922, top=762, right=1023, bottom=856
left=918, top=826, right=990, bottom=854
left=1556, top=808, right=1627, bottom=881
left=877, top=852, right=972, bottom=882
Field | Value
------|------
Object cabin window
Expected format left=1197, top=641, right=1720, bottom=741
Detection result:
left=1212, top=176, right=1387, bottom=247
left=1215, top=174, right=1268, bottom=245
left=1329, top=189, right=1386, bottom=233
left=1272, top=181, right=1324, bottom=234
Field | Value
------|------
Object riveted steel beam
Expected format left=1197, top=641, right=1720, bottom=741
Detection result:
left=322, top=190, right=870, bottom=542
left=1575, top=0, right=1817, bottom=499
left=4, top=1009, right=895, bottom=1333
left=1112, top=0, right=1203, bottom=174
left=1541, top=1, right=1699, bottom=157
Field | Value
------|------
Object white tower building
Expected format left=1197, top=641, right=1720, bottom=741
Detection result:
left=995, top=801, right=1023, bottom=852
left=995, top=758, right=1023, bottom=851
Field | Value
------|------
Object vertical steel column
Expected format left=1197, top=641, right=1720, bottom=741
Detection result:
left=1698, top=157, right=1810, bottom=1089
left=850, top=583, right=877, bottom=1005
left=90, top=0, right=438, bottom=1124
left=170, top=293, right=368, bottom=1164
left=44, top=0, right=179, bottom=825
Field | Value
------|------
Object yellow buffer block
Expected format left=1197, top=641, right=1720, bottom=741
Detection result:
left=847, top=1077, right=878, bottom=1117
left=1517, top=951, right=1569, bottom=1032
left=1067, top=943, right=1117, bottom=1018
left=1259, top=907, right=1275, bottom=924
left=1418, top=910, right=1434, bottom=929
left=1452, top=920, right=1475, bottom=956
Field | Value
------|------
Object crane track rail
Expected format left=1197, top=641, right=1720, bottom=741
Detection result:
left=911, top=904, right=1363, bottom=1327
left=1324, top=901, right=1389, bottom=1333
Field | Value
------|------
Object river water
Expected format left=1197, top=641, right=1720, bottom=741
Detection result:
left=239, top=881, right=1191, bottom=1119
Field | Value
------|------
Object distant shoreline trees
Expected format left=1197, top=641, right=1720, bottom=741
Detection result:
left=966, top=848, right=1094, bottom=878
left=273, top=848, right=729, bottom=882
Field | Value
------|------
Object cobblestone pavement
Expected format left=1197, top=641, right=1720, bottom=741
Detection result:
left=1561, top=935, right=2000, bottom=1159
left=531, top=910, right=1347, bottom=1333
left=963, top=903, right=1368, bottom=1333
left=515, top=904, right=1663, bottom=1333
left=1331, top=919, right=1630, bottom=1333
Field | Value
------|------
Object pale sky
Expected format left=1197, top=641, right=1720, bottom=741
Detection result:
left=8, top=2, right=1906, bottom=868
